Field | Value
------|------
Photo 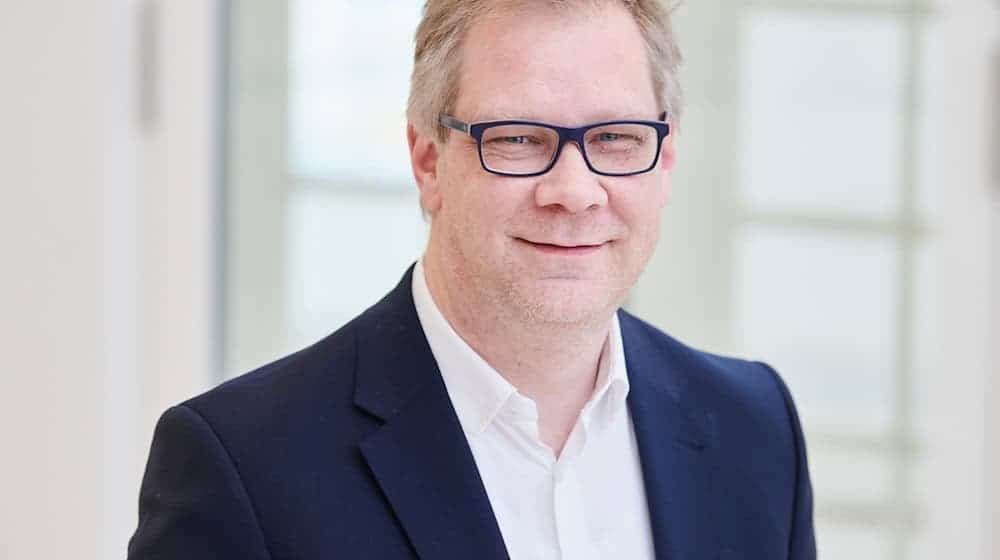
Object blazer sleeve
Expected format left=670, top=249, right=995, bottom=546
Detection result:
left=127, top=405, right=271, bottom=560
left=766, top=365, right=818, bottom=560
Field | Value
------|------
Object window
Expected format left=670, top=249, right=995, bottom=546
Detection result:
left=633, top=3, right=942, bottom=557
left=734, top=6, right=937, bottom=558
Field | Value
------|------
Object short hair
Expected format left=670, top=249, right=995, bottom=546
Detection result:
left=407, top=0, right=684, bottom=144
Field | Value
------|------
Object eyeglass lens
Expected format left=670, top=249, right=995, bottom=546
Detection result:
left=480, top=123, right=659, bottom=175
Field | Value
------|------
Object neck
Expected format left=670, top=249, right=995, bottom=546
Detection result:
left=421, top=250, right=613, bottom=455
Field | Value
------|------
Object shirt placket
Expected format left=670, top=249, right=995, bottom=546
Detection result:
left=552, top=418, right=592, bottom=560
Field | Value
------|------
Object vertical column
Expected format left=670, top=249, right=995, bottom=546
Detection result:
left=632, top=0, right=742, bottom=354
left=224, top=0, right=291, bottom=378
left=987, top=14, right=1000, bottom=559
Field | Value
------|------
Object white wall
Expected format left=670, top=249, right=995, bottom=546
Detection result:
left=988, top=8, right=1000, bottom=554
left=991, top=197, right=1000, bottom=558
left=928, top=1, right=999, bottom=558
left=0, top=1, right=217, bottom=558
left=1, top=3, right=109, bottom=555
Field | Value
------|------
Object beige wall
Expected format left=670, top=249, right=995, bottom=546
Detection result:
left=1, top=3, right=116, bottom=557
left=991, top=199, right=1000, bottom=559
left=929, top=1, right=999, bottom=557
left=0, top=1, right=217, bottom=558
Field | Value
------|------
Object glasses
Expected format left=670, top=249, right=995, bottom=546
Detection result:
left=439, top=113, right=670, bottom=178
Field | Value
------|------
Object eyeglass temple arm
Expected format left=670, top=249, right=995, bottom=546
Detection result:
left=439, top=114, right=471, bottom=134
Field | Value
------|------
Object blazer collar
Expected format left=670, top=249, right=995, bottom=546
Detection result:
left=350, top=266, right=718, bottom=560
left=620, top=310, right=720, bottom=560
left=353, top=265, right=509, bottom=560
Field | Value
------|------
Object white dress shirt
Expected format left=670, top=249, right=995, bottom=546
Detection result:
left=411, top=261, right=656, bottom=560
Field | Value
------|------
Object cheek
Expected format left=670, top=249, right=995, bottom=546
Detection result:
left=459, top=176, right=530, bottom=227
left=440, top=173, right=512, bottom=248
left=611, top=181, right=663, bottom=233
left=657, top=174, right=672, bottom=208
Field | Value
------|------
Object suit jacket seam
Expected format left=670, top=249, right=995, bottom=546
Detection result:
left=177, top=404, right=275, bottom=560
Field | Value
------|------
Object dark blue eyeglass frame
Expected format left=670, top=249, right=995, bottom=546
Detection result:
left=438, top=112, right=671, bottom=178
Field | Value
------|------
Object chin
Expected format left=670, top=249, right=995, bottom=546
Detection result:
left=506, top=278, right=623, bottom=327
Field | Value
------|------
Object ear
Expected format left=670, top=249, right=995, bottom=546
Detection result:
left=407, top=123, right=443, bottom=215
left=657, top=126, right=677, bottom=208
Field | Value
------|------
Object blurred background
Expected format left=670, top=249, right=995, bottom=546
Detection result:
left=1, top=0, right=998, bottom=558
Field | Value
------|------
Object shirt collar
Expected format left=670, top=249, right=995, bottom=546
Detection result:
left=412, top=260, right=517, bottom=437
left=582, top=310, right=630, bottom=432
left=411, top=259, right=630, bottom=438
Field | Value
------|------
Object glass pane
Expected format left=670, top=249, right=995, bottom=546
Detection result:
left=733, top=225, right=900, bottom=433
left=810, top=447, right=894, bottom=504
left=740, top=13, right=904, bottom=217
left=912, top=240, right=938, bottom=444
left=817, top=523, right=893, bottom=560
left=916, top=21, right=944, bottom=222
left=288, top=1, right=423, bottom=186
left=286, top=189, right=427, bottom=349
left=907, top=448, right=938, bottom=560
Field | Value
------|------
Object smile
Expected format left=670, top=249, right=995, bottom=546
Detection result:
left=515, top=238, right=608, bottom=256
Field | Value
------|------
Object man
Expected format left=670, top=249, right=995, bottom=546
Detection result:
left=129, top=1, right=816, bottom=558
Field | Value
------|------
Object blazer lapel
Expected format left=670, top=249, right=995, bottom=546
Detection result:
left=354, top=267, right=508, bottom=560
left=620, top=311, right=720, bottom=560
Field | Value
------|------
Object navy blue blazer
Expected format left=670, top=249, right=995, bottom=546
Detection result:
left=129, top=267, right=816, bottom=559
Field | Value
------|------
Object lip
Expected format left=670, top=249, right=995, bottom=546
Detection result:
left=515, top=238, right=608, bottom=256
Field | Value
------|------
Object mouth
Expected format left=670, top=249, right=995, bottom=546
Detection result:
left=515, top=237, right=609, bottom=256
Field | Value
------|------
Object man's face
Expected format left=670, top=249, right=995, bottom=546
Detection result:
left=416, top=3, right=675, bottom=327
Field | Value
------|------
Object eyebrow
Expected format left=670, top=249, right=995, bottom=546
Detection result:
left=467, top=109, right=657, bottom=124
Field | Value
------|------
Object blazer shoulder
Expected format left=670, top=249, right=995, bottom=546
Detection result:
left=181, top=315, right=364, bottom=436
left=173, top=268, right=422, bottom=453
left=620, top=311, right=815, bottom=556
left=619, top=310, right=794, bottom=437
left=620, top=310, right=783, bottom=385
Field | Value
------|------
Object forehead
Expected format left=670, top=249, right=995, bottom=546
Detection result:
left=454, top=3, right=658, bottom=124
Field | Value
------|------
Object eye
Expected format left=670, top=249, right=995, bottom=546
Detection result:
left=494, top=135, right=543, bottom=145
left=594, top=131, right=645, bottom=144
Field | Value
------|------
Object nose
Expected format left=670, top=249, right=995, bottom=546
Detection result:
left=533, top=142, right=609, bottom=213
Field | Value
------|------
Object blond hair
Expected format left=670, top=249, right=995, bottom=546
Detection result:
left=407, top=0, right=683, bottom=143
